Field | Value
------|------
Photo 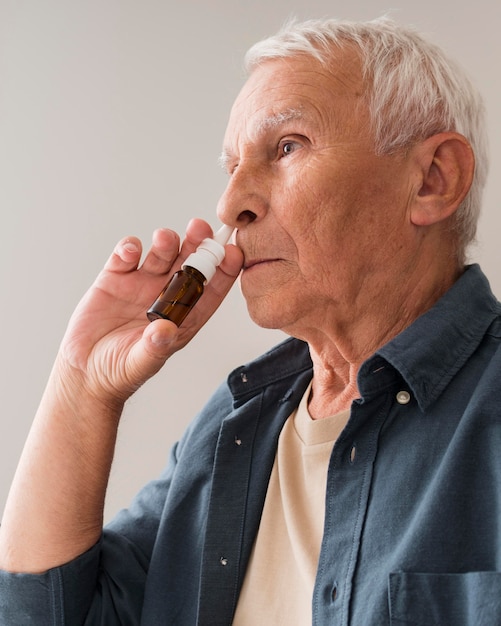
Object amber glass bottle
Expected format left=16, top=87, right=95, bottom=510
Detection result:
left=146, top=224, right=233, bottom=326
left=146, top=266, right=205, bottom=325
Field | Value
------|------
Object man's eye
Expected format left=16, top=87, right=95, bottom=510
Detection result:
left=280, top=140, right=299, bottom=157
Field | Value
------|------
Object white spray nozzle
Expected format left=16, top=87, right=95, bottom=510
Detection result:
left=213, top=223, right=235, bottom=246
left=182, top=224, right=235, bottom=283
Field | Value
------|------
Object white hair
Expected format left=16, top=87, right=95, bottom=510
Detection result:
left=245, top=16, right=489, bottom=256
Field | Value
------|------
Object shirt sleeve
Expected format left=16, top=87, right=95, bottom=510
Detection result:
left=0, top=441, right=181, bottom=625
left=0, top=540, right=101, bottom=625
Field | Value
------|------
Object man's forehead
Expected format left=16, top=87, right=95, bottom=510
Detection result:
left=230, top=53, right=363, bottom=120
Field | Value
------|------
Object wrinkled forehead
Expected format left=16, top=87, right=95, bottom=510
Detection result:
left=222, top=52, right=366, bottom=150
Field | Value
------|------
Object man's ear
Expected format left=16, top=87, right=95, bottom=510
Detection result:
left=410, top=132, right=475, bottom=227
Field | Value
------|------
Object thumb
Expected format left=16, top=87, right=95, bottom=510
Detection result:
left=127, top=319, right=180, bottom=384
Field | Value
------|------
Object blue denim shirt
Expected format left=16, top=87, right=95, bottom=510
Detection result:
left=1, top=264, right=501, bottom=625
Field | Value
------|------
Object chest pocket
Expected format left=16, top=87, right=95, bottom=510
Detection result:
left=389, top=571, right=501, bottom=625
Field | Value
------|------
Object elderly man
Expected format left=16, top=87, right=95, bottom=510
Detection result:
left=1, top=16, right=499, bottom=626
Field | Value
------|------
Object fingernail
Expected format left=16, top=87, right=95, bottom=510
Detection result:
left=122, top=241, right=139, bottom=254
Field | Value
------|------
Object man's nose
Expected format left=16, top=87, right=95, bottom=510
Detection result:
left=217, top=162, right=269, bottom=227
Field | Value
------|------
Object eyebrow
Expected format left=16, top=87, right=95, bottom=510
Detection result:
left=255, top=107, right=304, bottom=133
left=218, top=107, right=304, bottom=170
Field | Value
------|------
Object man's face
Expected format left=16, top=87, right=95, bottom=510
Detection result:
left=217, top=51, right=418, bottom=336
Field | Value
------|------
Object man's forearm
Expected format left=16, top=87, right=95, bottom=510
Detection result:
left=0, top=367, right=122, bottom=574
left=0, top=222, right=243, bottom=575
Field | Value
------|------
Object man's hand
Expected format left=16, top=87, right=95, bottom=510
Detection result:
left=59, top=218, right=243, bottom=407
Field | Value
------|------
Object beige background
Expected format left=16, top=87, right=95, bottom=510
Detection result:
left=0, top=0, right=499, bottom=523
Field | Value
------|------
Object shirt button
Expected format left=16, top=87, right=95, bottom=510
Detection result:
left=331, top=582, right=338, bottom=602
left=396, top=390, right=411, bottom=405
left=350, top=445, right=357, bottom=463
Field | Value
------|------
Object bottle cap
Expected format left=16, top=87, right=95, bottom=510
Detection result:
left=182, top=224, right=234, bottom=283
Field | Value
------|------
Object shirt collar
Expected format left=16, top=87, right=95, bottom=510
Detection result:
left=360, top=264, right=500, bottom=411
left=228, top=337, right=312, bottom=403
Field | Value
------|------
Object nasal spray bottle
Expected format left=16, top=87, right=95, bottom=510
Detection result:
left=146, top=224, right=234, bottom=326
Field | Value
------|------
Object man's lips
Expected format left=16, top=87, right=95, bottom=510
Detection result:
left=243, top=258, right=281, bottom=270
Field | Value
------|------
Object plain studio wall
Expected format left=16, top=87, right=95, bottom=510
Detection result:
left=0, top=0, right=499, bottom=522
